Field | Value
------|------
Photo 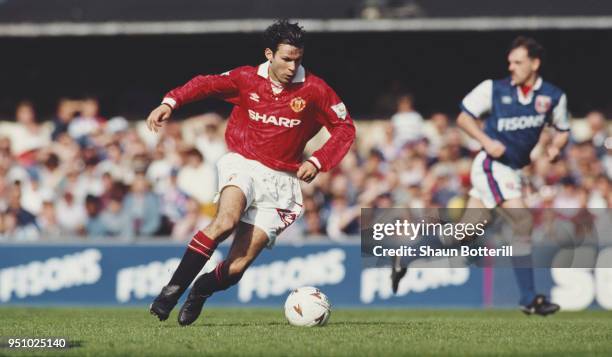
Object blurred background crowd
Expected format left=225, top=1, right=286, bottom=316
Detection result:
left=0, top=95, right=610, bottom=241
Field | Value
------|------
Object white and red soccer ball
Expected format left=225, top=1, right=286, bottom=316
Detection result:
left=284, top=286, right=331, bottom=327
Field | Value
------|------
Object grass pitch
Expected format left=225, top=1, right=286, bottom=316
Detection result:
left=0, top=307, right=611, bottom=356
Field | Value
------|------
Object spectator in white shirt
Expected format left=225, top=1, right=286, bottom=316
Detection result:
left=177, top=148, right=216, bottom=205
left=9, top=101, right=51, bottom=158
left=586, top=111, right=608, bottom=158
left=391, top=94, right=424, bottom=150
left=56, top=191, right=87, bottom=235
left=68, top=97, right=104, bottom=141
left=194, top=113, right=227, bottom=165
left=423, top=112, right=450, bottom=158
left=146, top=143, right=174, bottom=194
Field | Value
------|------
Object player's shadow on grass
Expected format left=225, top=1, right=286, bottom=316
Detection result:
left=331, top=321, right=409, bottom=326
left=158, top=321, right=287, bottom=328
left=160, top=321, right=408, bottom=328
left=68, top=340, right=84, bottom=349
left=212, top=322, right=288, bottom=327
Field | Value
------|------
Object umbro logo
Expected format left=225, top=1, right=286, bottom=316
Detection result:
left=249, top=93, right=260, bottom=102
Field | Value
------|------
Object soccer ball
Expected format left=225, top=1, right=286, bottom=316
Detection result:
left=284, top=286, right=331, bottom=327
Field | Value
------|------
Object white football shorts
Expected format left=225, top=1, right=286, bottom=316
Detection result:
left=215, top=152, right=303, bottom=247
left=469, top=151, right=523, bottom=208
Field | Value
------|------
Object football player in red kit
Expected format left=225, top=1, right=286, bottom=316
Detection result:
left=147, top=19, right=355, bottom=326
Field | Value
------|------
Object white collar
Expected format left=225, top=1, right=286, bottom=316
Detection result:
left=533, top=76, right=543, bottom=90
left=257, top=61, right=306, bottom=83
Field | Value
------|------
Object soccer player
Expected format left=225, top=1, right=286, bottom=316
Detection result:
left=392, top=37, right=567, bottom=315
left=146, top=20, right=355, bottom=326
left=458, top=36, right=567, bottom=315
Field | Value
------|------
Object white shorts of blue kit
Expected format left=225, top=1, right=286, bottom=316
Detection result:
left=469, top=151, right=523, bottom=209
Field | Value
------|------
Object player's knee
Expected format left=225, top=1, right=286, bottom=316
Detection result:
left=211, top=214, right=239, bottom=237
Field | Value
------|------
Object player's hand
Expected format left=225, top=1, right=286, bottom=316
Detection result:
left=483, top=139, right=506, bottom=158
left=297, top=161, right=319, bottom=183
left=146, top=104, right=172, bottom=133
left=547, top=146, right=561, bottom=163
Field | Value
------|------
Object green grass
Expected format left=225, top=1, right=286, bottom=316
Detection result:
left=0, top=308, right=611, bottom=356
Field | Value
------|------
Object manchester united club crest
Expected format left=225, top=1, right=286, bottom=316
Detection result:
left=290, top=97, right=306, bottom=113
left=535, top=95, right=552, bottom=114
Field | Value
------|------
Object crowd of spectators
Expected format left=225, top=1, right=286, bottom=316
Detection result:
left=0, top=97, right=610, bottom=242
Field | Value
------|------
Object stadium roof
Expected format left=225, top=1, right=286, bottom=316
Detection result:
left=3, top=17, right=612, bottom=37
left=2, top=0, right=612, bottom=22
left=2, top=0, right=612, bottom=36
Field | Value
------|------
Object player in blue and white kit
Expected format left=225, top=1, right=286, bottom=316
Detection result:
left=457, top=37, right=569, bottom=315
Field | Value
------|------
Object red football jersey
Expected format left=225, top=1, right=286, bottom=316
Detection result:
left=161, top=62, right=356, bottom=172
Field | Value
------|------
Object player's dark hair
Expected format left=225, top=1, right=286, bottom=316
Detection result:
left=263, top=19, right=305, bottom=53
left=509, top=36, right=545, bottom=62
left=16, top=100, right=34, bottom=110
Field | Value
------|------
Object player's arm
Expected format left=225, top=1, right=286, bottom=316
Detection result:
left=146, top=70, right=241, bottom=132
left=297, top=83, right=356, bottom=182
left=546, top=94, right=570, bottom=162
left=456, top=79, right=505, bottom=158
left=456, top=112, right=505, bottom=157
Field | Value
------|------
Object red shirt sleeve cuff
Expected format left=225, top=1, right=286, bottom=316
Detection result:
left=162, top=97, right=177, bottom=109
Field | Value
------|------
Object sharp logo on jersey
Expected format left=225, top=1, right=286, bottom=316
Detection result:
left=249, top=92, right=260, bottom=102
left=290, top=97, right=306, bottom=113
left=497, top=115, right=546, bottom=132
left=276, top=208, right=297, bottom=227
left=248, top=110, right=301, bottom=128
left=535, top=95, right=552, bottom=114
left=331, top=102, right=347, bottom=120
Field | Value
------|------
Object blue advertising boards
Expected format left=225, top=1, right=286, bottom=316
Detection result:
left=1, top=242, right=610, bottom=310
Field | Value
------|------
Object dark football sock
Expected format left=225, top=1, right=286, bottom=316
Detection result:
left=167, top=231, right=218, bottom=294
left=512, top=255, right=536, bottom=306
